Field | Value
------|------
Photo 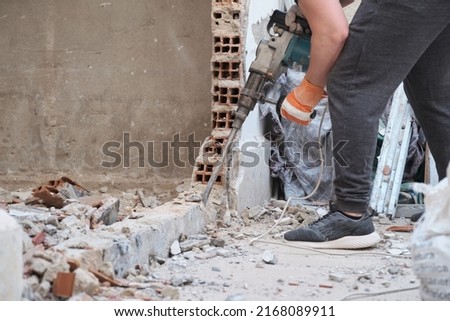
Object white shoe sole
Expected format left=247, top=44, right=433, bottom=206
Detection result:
left=288, top=231, right=381, bottom=250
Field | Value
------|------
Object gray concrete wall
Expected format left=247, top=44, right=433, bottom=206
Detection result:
left=0, top=0, right=212, bottom=187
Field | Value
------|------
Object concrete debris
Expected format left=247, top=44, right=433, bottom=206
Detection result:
left=179, top=235, right=210, bottom=252
left=170, top=240, right=182, bottom=256
left=328, top=273, right=344, bottom=283
left=261, top=250, right=277, bottom=265
left=1, top=172, right=423, bottom=301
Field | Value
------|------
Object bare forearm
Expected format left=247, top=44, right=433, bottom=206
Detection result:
left=300, top=0, right=349, bottom=87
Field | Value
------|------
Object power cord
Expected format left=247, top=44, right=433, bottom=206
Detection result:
left=340, top=286, right=420, bottom=301
left=249, top=103, right=328, bottom=245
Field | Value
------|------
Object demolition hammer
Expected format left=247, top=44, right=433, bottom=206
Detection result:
left=201, top=10, right=312, bottom=204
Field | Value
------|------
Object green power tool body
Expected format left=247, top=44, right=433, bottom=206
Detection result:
left=202, top=10, right=312, bottom=204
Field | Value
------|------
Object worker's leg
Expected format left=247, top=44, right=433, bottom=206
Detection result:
left=284, top=0, right=450, bottom=248
left=404, top=23, right=450, bottom=179
left=328, top=0, right=450, bottom=214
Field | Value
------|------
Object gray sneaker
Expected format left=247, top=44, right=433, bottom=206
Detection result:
left=283, top=210, right=380, bottom=249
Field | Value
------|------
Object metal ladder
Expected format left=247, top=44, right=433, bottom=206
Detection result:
left=369, top=84, right=415, bottom=218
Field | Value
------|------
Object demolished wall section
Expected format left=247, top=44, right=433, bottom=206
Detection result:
left=192, top=0, right=249, bottom=187
left=193, top=0, right=280, bottom=213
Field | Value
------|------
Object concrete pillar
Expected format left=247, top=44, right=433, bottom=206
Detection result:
left=0, top=209, right=23, bottom=300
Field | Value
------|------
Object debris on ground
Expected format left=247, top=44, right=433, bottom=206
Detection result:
left=0, top=178, right=421, bottom=301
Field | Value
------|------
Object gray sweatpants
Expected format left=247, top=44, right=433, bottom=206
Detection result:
left=328, top=0, right=450, bottom=213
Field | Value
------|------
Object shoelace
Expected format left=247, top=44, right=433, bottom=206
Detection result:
left=309, top=212, right=335, bottom=227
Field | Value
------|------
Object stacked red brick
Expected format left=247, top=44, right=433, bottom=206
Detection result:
left=193, top=0, right=246, bottom=185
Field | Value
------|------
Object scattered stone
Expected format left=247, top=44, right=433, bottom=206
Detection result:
left=92, top=197, right=119, bottom=226
left=261, top=250, right=277, bottom=265
left=329, top=273, right=344, bottom=283
left=155, top=257, right=167, bottom=265
left=210, top=238, right=225, bottom=248
left=73, top=268, right=100, bottom=296
left=388, top=266, right=401, bottom=275
left=357, top=273, right=374, bottom=284
left=43, top=260, right=70, bottom=283
left=22, top=275, right=40, bottom=300
left=170, top=240, right=182, bottom=256
left=31, top=258, right=52, bottom=276
left=98, top=262, right=115, bottom=279
left=22, top=231, right=33, bottom=254
left=170, top=275, right=194, bottom=287
left=271, top=199, right=287, bottom=209
left=248, top=206, right=266, bottom=220
left=179, top=235, right=210, bottom=252
left=65, top=239, right=90, bottom=249
left=195, top=250, right=217, bottom=260
left=185, top=193, right=202, bottom=203
left=44, top=224, right=57, bottom=236
left=212, top=266, right=221, bottom=272
left=33, top=251, right=54, bottom=262
left=383, top=232, right=397, bottom=239
left=159, top=286, right=179, bottom=299
left=99, top=186, right=108, bottom=194
left=36, top=280, right=52, bottom=299
left=223, top=211, right=232, bottom=226
left=61, top=215, right=84, bottom=228
left=138, top=190, right=160, bottom=208
left=226, top=293, right=246, bottom=301
left=217, top=249, right=232, bottom=258
left=274, top=217, right=293, bottom=226
left=388, top=249, right=405, bottom=256
left=45, top=216, right=59, bottom=227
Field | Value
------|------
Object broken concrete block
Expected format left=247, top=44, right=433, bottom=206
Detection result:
left=8, top=204, right=51, bottom=221
left=73, top=268, right=100, bottom=296
left=98, top=262, right=115, bottom=279
left=262, top=250, right=277, bottom=265
left=22, top=230, right=33, bottom=254
left=170, top=274, right=194, bottom=287
left=179, top=236, right=210, bottom=252
left=22, top=275, right=40, bottom=300
left=159, top=286, right=179, bottom=299
left=185, top=193, right=202, bottom=203
left=36, top=280, right=52, bottom=299
left=42, top=259, right=70, bottom=283
left=60, top=215, right=87, bottom=232
left=44, top=224, right=58, bottom=236
left=248, top=206, right=267, bottom=219
left=31, top=258, right=52, bottom=277
left=62, top=203, right=92, bottom=219
left=170, top=240, right=182, bottom=256
left=92, top=197, right=119, bottom=226
left=329, top=273, right=344, bottom=283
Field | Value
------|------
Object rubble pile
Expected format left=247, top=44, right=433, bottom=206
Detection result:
left=1, top=178, right=419, bottom=301
left=0, top=177, right=183, bottom=301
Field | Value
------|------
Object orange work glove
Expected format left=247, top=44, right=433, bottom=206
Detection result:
left=280, top=78, right=324, bottom=126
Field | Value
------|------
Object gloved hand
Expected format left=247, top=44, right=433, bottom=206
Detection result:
left=285, top=4, right=304, bottom=34
left=281, top=78, right=324, bottom=126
